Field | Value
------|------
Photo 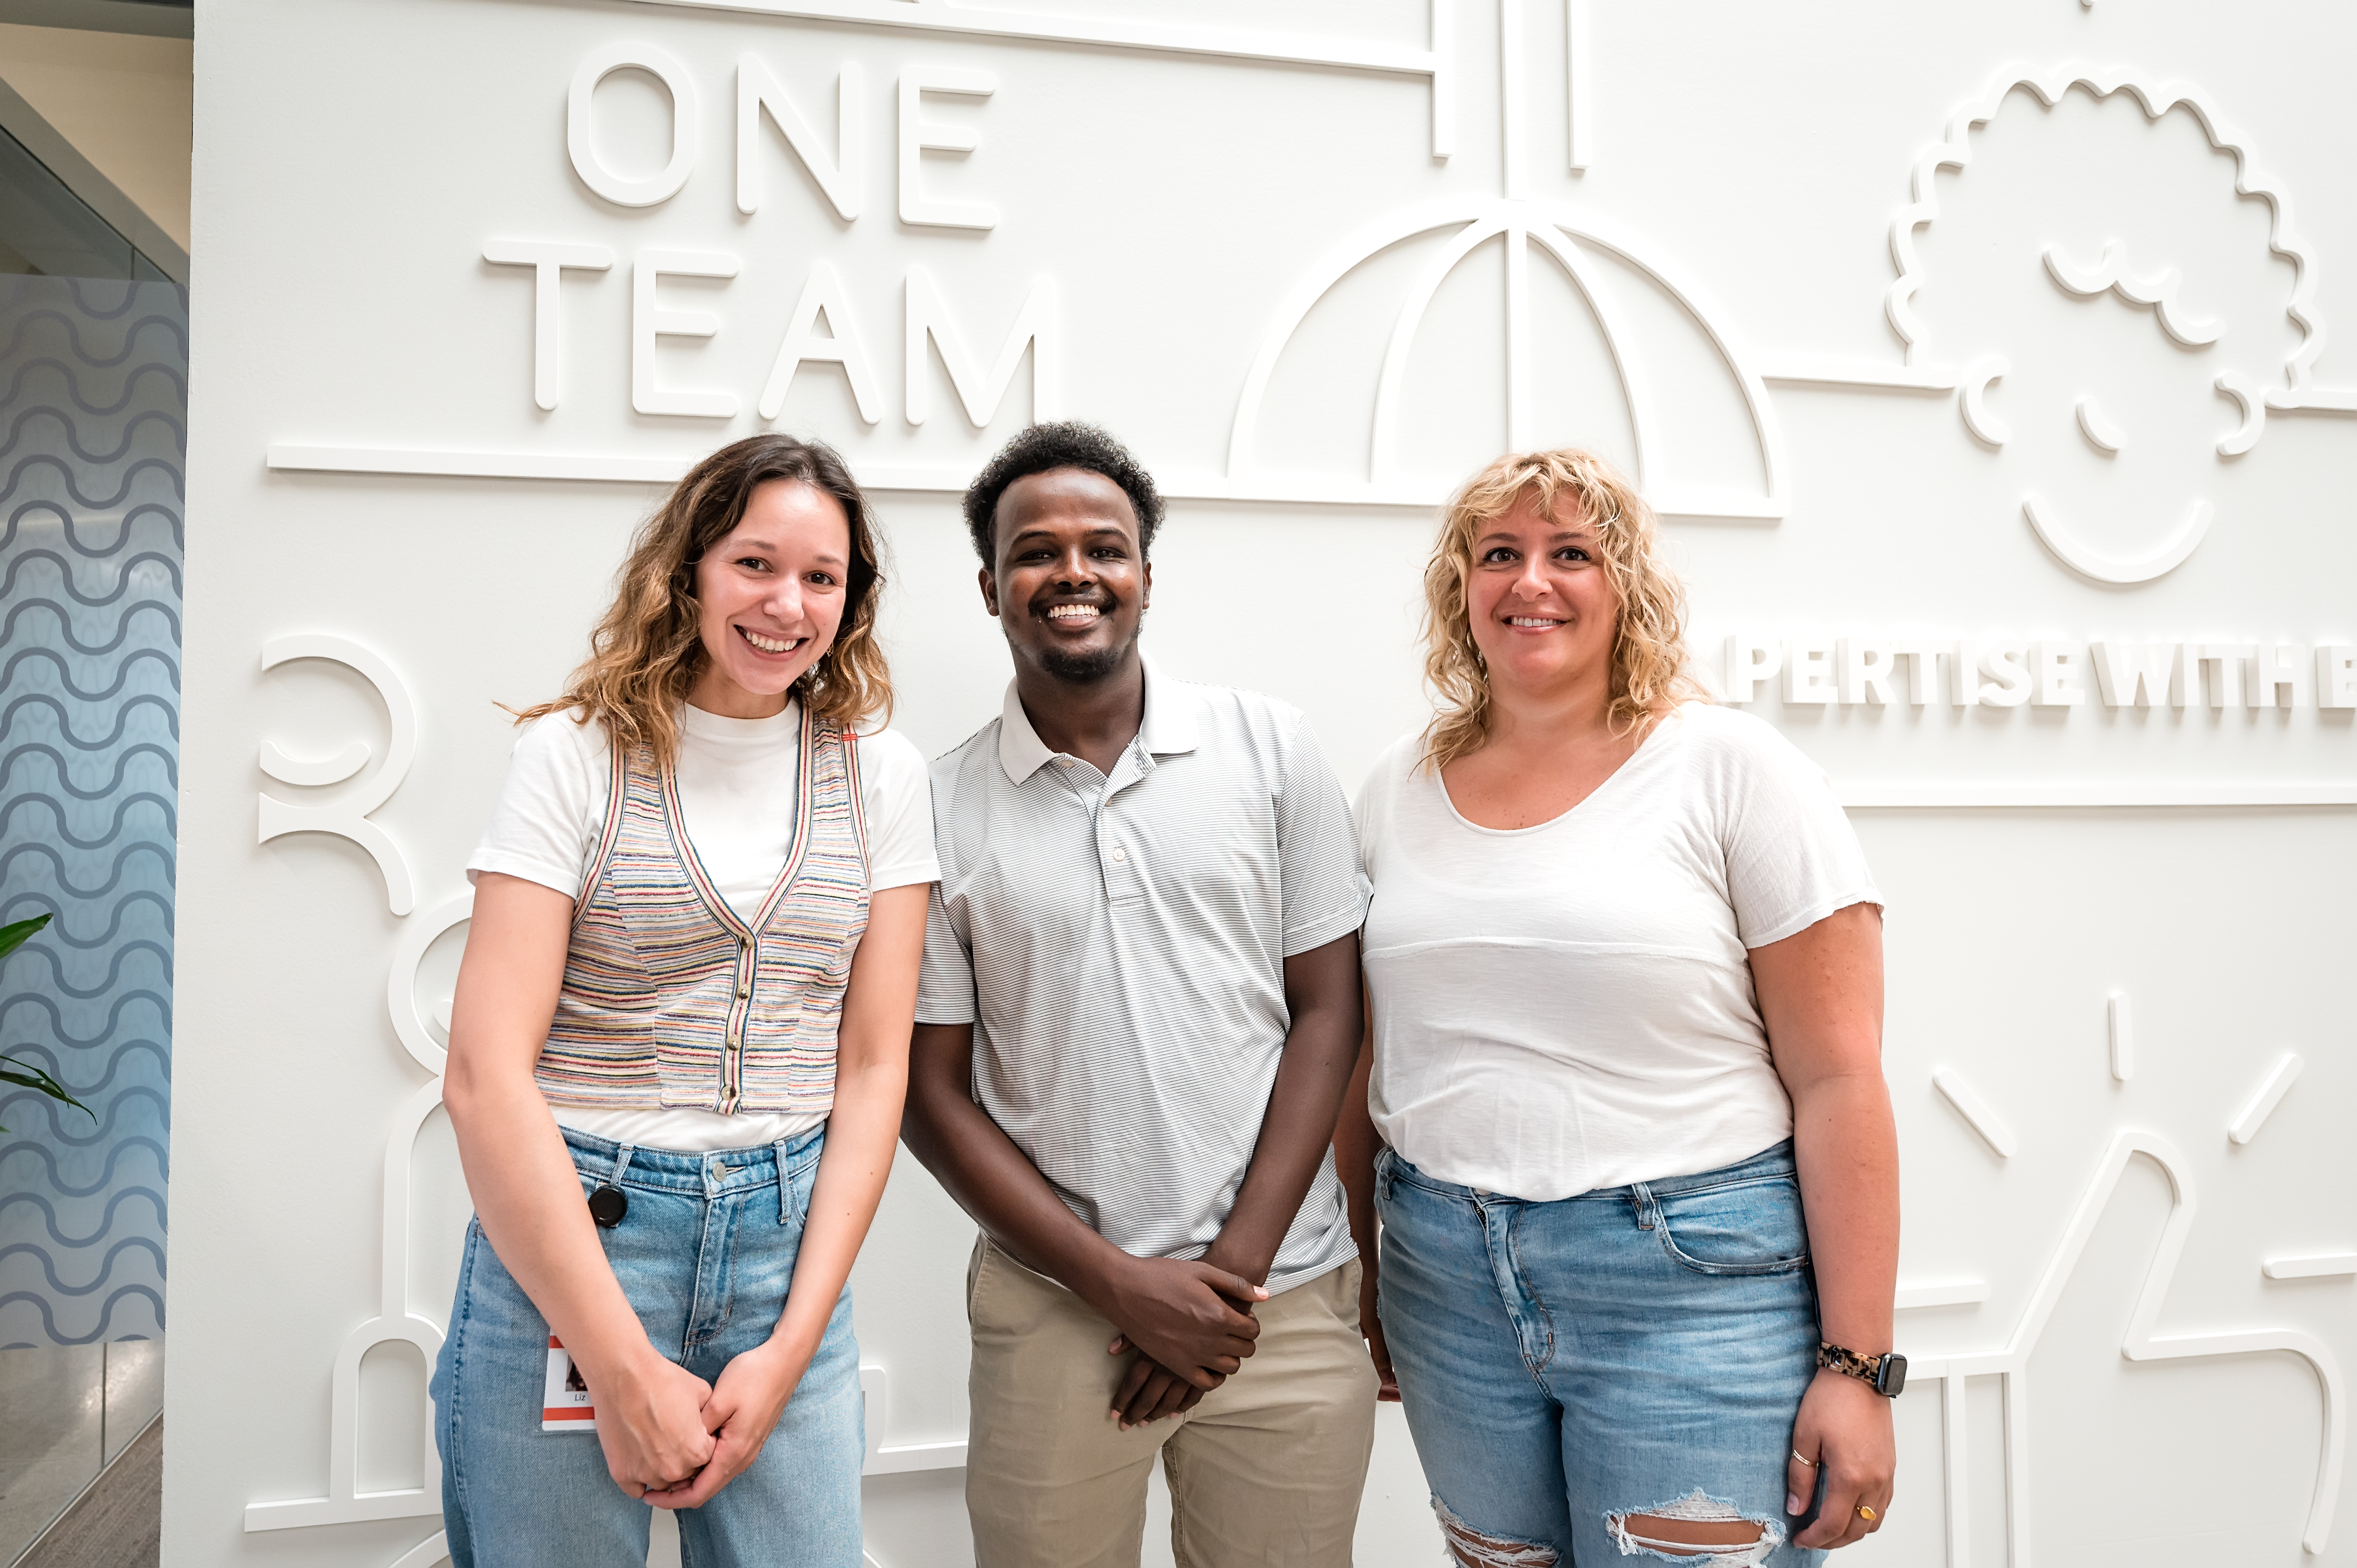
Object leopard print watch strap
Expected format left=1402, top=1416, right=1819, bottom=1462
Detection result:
left=1818, top=1340, right=1890, bottom=1387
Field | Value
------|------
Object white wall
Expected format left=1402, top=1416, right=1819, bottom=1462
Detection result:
left=168, top=1, right=2357, bottom=1565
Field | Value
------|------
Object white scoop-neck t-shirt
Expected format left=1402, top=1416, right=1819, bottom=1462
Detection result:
left=1355, top=702, right=1881, bottom=1201
left=467, top=700, right=939, bottom=1153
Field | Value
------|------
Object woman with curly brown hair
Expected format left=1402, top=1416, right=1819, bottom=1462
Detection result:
left=430, top=434, right=934, bottom=1566
left=1334, top=449, right=1900, bottom=1565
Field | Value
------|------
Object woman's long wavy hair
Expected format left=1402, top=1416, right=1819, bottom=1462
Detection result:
left=1420, top=448, right=1704, bottom=770
left=515, top=434, right=893, bottom=762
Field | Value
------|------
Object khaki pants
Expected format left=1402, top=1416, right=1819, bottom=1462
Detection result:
left=965, top=1237, right=1377, bottom=1568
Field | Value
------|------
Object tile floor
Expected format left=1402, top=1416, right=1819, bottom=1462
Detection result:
left=0, top=1341, right=162, bottom=1565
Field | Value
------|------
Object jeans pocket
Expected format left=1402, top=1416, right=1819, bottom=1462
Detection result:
left=1652, top=1176, right=1810, bottom=1276
left=779, top=1159, right=812, bottom=1228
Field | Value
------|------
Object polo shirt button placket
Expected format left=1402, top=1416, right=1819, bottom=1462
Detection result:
left=1100, top=815, right=1143, bottom=899
left=927, top=670, right=1377, bottom=1303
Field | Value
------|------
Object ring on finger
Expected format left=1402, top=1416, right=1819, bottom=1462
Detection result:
left=1791, top=1449, right=1819, bottom=1468
left=1856, top=1504, right=1877, bottom=1522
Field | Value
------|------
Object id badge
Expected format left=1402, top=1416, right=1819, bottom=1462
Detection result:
left=542, top=1336, right=597, bottom=1431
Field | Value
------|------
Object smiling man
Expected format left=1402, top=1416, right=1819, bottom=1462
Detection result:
left=903, top=422, right=1376, bottom=1568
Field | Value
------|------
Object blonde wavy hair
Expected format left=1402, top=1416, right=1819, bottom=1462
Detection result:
left=515, top=434, right=893, bottom=762
left=1420, top=447, right=1704, bottom=769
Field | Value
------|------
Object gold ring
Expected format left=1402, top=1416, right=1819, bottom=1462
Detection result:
left=1856, top=1505, right=1878, bottom=1522
left=1791, top=1449, right=1818, bottom=1468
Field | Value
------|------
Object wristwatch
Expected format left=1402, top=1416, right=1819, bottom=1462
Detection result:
left=1818, top=1341, right=1907, bottom=1397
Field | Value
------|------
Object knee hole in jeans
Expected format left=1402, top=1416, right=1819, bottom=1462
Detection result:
left=1431, top=1497, right=1556, bottom=1568
left=1604, top=1490, right=1782, bottom=1566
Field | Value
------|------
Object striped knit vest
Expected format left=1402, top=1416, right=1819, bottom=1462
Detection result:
left=533, top=707, right=870, bottom=1115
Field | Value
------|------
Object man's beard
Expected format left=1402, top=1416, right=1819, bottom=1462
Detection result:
left=1035, top=616, right=1143, bottom=684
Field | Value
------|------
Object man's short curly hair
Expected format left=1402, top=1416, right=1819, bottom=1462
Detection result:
left=961, top=421, right=1165, bottom=564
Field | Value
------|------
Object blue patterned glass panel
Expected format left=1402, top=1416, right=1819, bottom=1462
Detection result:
left=0, top=275, right=184, bottom=1349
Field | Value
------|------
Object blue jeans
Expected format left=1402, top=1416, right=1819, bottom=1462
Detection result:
left=1374, top=1141, right=1825, bottom=1567
left=430, top=1125, right=863, bottom=1568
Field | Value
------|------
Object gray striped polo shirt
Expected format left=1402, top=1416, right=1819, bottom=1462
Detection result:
left=916, top=660, right=1368, bottom=1294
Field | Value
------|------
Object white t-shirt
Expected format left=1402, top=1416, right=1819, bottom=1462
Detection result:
left=467, top=700, right=939, bottom=1153
left=1355, top=702, right=1881, bottom=1201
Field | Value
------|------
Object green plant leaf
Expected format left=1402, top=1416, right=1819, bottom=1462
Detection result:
left=0, top=1053, right=93, bottom=1123
left=0, top=912, right=51, bottom=963
left=2, top=918, right=86, bottom=1134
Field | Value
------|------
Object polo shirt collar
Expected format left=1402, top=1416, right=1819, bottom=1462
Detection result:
left=996, top=683, right=1056, bottom=782
left=996, top=655, right=1199, bottom=783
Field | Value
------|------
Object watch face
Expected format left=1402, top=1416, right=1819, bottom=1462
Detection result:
left=1877, top=1351, right=1909, bottom=1397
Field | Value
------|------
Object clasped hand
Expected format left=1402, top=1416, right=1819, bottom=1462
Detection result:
left=1787, top=1367, right=1896, bottom=1549
left=1101, top=1255, right=1268, bottom=1429
left=593, top=1343, right=810, bottom=1508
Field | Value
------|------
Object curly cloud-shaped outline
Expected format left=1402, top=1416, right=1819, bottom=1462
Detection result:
left=1887, top=65, right=2324, bottom=394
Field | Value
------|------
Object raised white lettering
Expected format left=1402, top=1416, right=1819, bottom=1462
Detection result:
left=2031, top=640, right=2086, bottom=706
left=483, top=241, right=612, bottom=411
left=1838, top=638, right=1897, bottom=705
left=569, top=44, right=699, bottom=208
left=1890, top=639, right=1952, bottom=706
left=738, top=56, right=862, bottom=222
left=1979, top=641, right=2031, bottom=708
left=905, top=266, right=1056, bottom=427
left=2253, top=643, right=2306, bottom=708
left=899, top=67, right=998, bottom=230
left=2089, top=641, right=2179, bottom=708
left=632, top=250, right=740, bottom=419
left=2319, top=645, right=2357, bottom=709
left=1721, top=634, right=1780, bottom=704
left=760, top=261, right=882, bottom=424
left=2196, top=642, right=2259, bottom=708
left=1783, top=639, right=1836, bottom=704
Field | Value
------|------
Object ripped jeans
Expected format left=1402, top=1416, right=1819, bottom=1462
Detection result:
left=1374, top=1141, right=1824, bottom=1567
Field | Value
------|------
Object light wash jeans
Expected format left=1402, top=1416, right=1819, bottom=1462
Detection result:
left=430, top=1125, right=863, bottom=1568
left=1374, top=1140, right=1826, bottom=1567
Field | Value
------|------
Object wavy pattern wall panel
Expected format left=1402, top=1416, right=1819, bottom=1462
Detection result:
left=0, top=275, right=184, bottom=1348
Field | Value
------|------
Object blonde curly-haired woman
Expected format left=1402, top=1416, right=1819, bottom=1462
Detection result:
left=432, top=435, right=935, bottom=1566
left=1335, top=450, right=1899, bottom=1565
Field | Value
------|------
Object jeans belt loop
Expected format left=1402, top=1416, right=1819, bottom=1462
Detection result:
left=1630, top=1180, right=1657, bottom=1230
left=611, top=1142, right=637, bottom=1186
left=774, top=1137, right=795, bottom=1224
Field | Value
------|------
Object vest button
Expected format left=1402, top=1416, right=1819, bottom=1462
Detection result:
left=737, top=984, right=749, bottom=999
